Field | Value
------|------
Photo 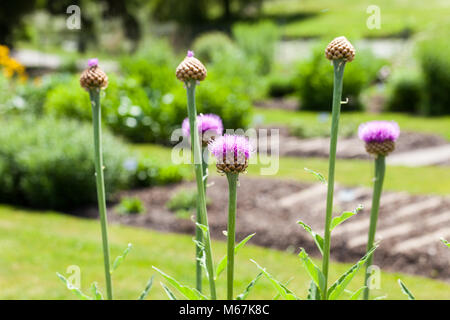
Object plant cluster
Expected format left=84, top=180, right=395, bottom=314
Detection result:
left=52, top=39, right=445, bottom=302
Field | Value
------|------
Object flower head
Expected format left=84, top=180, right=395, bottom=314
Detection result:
left=208, top=134, right=252, bottom=174
left=182, top=114, right=223, bottom=145
left=358, top=121, right=400, bottom=156
left=325, top=36, right=355, bottom=62
left=80, top=58, right=108, bottom=90
left=176, top=50, right=207, bottom=82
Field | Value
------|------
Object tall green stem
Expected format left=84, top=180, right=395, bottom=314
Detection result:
left=89, top=89, right=113, bottom=300
left=195, top=149, right=209, bottom=292
left=363, top=155, right=386, bottom=300
left=186, top=80, right=217, bottom=300
left=321, top=59, right=346, bottom=300
left=226, top=173, right=238, bottom=300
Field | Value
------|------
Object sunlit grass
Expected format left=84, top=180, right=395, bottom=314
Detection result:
left=0, top=206, right=448, bottom=300
left=262, top=0, right=450, bottom=39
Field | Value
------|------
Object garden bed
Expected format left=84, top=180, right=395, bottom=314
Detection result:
left=258, top=124, right=449, bottom=165
left=77, top=176, right=450, bottom=281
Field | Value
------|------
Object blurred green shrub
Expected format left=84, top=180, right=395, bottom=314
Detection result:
left=192, top=32, right=238, bottom=64
left=0, top=116, right=130, bottom=210
left=232, top=21, right=279, bottom=75
left=166, top=188, right=211, bottom=219
left=267, top=71, right=296, bottom=98
left=116, top=197, right=145, bottom=215
left=128, top=157, right=186, bottom=188
left=417, top=39, right=450, bottom=116
left=295, top=47, right=384, bottom=112
left=385, top=68, right=423, bottom=113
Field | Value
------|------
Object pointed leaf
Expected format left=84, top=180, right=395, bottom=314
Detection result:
left=251, top=260, right=299, bottom=300
left=349, top=286, right=366, bottom=300
left=327, top=245, right=377, bottom=300
left=215, top=233, right=256, bottom=280
left=138, top=276, right=154, bottom=300
left=398, top=279, right=415, bottom=300
left=56, top=272, right=91, bottom=300
left=304, top=168, right=326, bottom=184
left=297, top=221, right=324, bottom=255
left=90, top=282, right=103, bottom=300
left=111, top=243, right=132, bottom=273
left=330, top=205, right=363, bottom=231
left=440, top=238, right=450, bottom=248
left=273, top=277, right=294, bottom=300
left=298, top=249, right=325, bottom=296
left=307, top=281, right=320, bottom=300
left=152, top=266, right=207, bottom=300
left=236, top=272, right=263, bottom=300
left=161, top=282, right=178, bottom=300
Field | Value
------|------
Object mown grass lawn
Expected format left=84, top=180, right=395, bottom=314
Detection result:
left=0, top=206, right=449, bottom=300
left=133, top=144, right=450, bottom=195
left=262, top=0, right=450, bottom=39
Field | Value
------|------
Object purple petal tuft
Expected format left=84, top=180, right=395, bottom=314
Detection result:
left=208, top=134, right=252, bottom=161
left=358, top=121, right=400, bottom=143
left=88, top=58, right=98, bottom=67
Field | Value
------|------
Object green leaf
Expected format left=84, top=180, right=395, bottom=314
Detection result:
left=56, top=272, right=91, bottom=300
left=273, top=277, right=294, bottom=300
left=330, top=205, right=363, bottom=231
left=441, top=238, right=450, bottom=248
left=297, top=221, right=324, bottom=255
left=398, top=279, right=415, bottom=300
left=152, top=266, right=207, bottom=300
left=90, top=282, right=103, bottom=300
left=138, top=276, right=154, bottom=300
left=111, top=243, right=132, bottom=273
left=251, top=260, right=299, bottom=300
left=196, top=222, right=209, bottom=238
left=349, top=286, right=366, bottom=300
left=307, top=281, right=320, bottom=300
left=215, top=233, right=256, bottom=280
left=161, top=282, right=178, bottom=300
left=236, top=272, right=263, bottom=300
left=298, top=249, right=325, bottom=297
left=327, top=245, right=377, bottom=300
left=304, top=167, right=327, bottom=184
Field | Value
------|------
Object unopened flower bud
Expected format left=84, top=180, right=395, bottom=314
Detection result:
left=176, top=50, right=207, bottom=82
left=80, top=58, right=108, bottom=90
left=325, top=36, right=355, bottom=62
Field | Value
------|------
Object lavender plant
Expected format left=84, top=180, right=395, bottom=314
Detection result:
left=358, top=120, right=400, bottom=300
left=181, top=113, right=223, bottom=292
left=209, top=134, right=252, bottom=300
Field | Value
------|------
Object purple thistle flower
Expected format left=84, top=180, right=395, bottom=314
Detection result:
left=187, top=50, right=194, bottom=57
left=88, top=58, right=99, bottom=67
left=358, top=121, right=400, bottom=143
left=182, top=114, right=224, bottom=142
left=208, top=134, right=252, bottom=174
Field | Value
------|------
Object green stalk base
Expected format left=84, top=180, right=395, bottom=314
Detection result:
left=89, top=89, right=113, bottom=300
left=363, top=155, right=386, bottom=300
left=321, top=59, right=346, bottom=300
